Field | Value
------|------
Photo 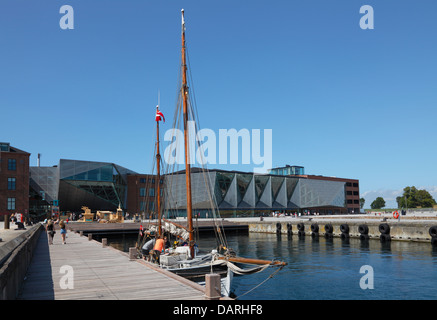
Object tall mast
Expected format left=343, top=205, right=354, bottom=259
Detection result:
left=181, top=9, right=195, bottom=258
left=156, top=104, right=162, bottom=237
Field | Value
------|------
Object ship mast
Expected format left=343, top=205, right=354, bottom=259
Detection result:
left=156, top=104, right=162, bottom=237
left=181, top=9, right=195, bottom=258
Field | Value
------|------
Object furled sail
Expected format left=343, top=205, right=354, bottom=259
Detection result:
left=148, top=220, right=190, bottom=241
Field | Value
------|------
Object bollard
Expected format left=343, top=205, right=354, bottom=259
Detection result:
left=102, top=238, right=107, bottom=247
left=205, top=274, right=221, bottom=300
left=88, top=234, right=92, bottom=241
left=129, top=247, right=137, bottom=260
left=80, top=231, right=83, bottom=237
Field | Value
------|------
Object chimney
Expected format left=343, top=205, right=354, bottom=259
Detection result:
left=37, top=153, right=41, bottom=167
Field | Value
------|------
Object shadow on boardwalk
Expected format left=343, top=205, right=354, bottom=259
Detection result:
left=17, top=231, right=55, bottom=299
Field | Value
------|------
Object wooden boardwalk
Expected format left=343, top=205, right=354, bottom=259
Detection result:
left=17, top=229, right=206, bottom=300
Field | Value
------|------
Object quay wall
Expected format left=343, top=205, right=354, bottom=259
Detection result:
left=244, top=218, right=437, bottom=242
left=0, top=224, right=43, bottom=300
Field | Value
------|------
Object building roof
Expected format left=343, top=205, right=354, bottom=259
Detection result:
left=0, top=142, right=30, bottom=155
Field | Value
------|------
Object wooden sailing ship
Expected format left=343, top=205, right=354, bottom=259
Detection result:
left=139, top=9, right=286, bottom=297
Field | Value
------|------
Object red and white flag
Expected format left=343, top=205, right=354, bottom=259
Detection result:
left=139, top=225, right=143, bottom=237
left=156, top=105, right=165, bottom=122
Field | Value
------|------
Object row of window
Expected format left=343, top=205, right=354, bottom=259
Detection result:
left=346, top=182, right=359, bottom=188
left=139, top=188, right=164, bottom=197
left=346, top=191, right=359, bottom=196
left=138, top=178, right=163, bottom=184
left=140, top=200, right=154, bottom=211
left=347, top=199, right=360, bottom=204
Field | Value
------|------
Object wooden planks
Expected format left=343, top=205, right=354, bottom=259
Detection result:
left=17, top=230, right=206, bottom=300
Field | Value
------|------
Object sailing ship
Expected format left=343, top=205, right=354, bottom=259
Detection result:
left=138, top=9, right=286, bottom=297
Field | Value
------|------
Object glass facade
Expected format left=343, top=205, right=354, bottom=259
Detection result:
left=269, top=165, right=305, bottom=176
left=164, top=169, right=346, bottom=216
left=30, top=159, right=137, bottom=212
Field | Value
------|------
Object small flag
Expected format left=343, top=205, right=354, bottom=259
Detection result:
left=156, top=105, right=165, bottom=122
left=139, top=225, right=143, bottom=237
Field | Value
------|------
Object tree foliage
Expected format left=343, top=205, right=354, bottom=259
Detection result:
left=371, top=197, right=385, bottom=209
left=396, top=186, right=436, bottom=208
left=359, top=198, right=365, bottom=209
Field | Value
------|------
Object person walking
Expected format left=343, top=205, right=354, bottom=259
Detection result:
left=59, top=219, right=67, bottom=244
left=46, top=219, right=56, bottom=245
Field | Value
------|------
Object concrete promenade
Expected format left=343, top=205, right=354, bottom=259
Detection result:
left=14, top=227, right=207, bottom=300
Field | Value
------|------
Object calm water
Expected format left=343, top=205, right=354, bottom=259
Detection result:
left=98, top=232, right=437, bottom=300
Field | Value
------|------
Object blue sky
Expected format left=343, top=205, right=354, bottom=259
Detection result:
left=1, top=0, right=436, bottom=208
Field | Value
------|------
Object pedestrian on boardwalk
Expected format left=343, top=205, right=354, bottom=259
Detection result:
left=46, top=219, right=56, bottom=245
left=59, top=219, right=67, bottom=244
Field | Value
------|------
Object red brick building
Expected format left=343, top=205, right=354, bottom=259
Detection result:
left=0, top=143, right=30, bottom=223
left=126, top=174, right=161, bottom=217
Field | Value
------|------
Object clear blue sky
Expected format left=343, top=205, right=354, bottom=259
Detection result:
left=1, top=0, right=436, bottom=208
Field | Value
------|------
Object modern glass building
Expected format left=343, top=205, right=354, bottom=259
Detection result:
left=163, top=168, right=350, bottom=217
left=268, top=165, right=305, bottom=176
left=30, top=159, right=137, bottom=214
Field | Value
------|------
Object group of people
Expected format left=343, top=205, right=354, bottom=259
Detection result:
left=141, top=233, right=171, bottom=263
left=44, top=218, right=67, bottom=245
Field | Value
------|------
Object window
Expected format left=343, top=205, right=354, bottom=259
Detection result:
left=7, top=198, right=16, bottom=210
left=139, top=188, right=146, bottom=197
left=0, top=143, right=10, bottom=151
left=139, top=178, right=146, bottom=183
left=8, top=159, right=16, bottom=171
left=8, top=178, right=16, bottom=190
left=149, top=188, right=155, bottom=197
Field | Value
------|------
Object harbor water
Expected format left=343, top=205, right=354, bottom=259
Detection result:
left=99, top=232, right=437, bottom=300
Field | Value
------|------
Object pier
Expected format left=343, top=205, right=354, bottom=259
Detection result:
left=67, top=219, right=249, bottom=235
left=1, top=223, right=212, bottom=300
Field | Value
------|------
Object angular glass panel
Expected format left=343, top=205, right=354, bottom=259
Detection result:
left=271, top=176, right=284, bottom=200
left=254, top=175, right=269, bottom=203
left=236, top=174, right=252, bottom=203
left=216, top=172, right=235, bottom=200
left=286, top=177, right=298, bottom=201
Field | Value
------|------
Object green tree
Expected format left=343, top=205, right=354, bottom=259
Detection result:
left=371, top=197, right=385, bottom=209
left=359, top=198, right=365, bottom=209
left=396, top=186, right=436, bottom=208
